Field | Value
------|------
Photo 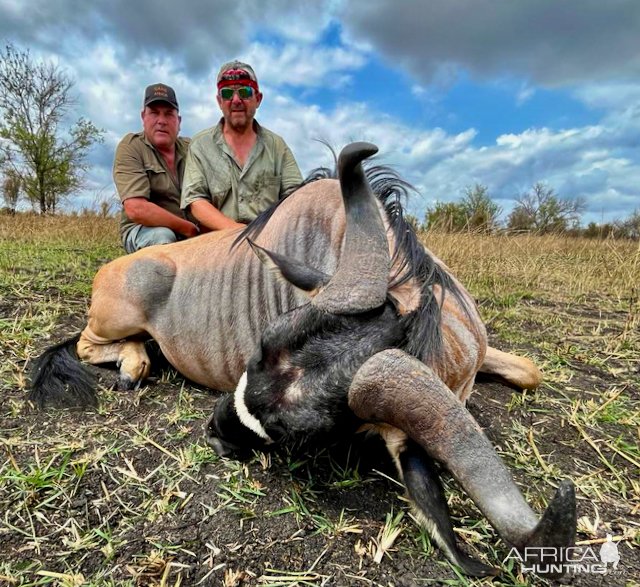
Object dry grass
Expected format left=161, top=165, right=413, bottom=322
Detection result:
left=0, top=214, right=119, bottom=247
left=424, top=230, right=639, bottom=303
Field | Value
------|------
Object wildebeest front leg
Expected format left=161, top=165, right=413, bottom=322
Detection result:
left=77, top=327, right=150, bottom=390
left=349, top=349, right=576, bottom=572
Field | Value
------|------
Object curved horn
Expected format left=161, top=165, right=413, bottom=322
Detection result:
left=312, top=142, right=390, bottom=314
left=348, top=349, right=576, bottom=554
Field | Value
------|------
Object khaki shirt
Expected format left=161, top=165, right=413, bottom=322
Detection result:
left=181, top=121, right=303, bottom=223
left=113, top=132, right=191, bottom=240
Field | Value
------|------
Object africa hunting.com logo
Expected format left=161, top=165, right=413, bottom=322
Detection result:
left=503, top=534, right=621, bottom=576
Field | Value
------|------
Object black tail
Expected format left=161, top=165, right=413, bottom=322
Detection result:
left=400, top=440, right=499, bottom=577
left=29, top=334, right=97, bottom=408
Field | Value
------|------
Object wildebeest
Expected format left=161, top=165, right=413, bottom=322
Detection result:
left=30, top=142, right=575, bottom=577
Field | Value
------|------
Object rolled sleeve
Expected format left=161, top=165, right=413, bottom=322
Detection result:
left=113, top=140, right=151, bottom=202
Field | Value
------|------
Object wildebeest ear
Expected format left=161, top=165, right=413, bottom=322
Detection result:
left=248, top=240, right=330, bottom=294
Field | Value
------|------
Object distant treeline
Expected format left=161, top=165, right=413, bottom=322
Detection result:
left=405, top=183, right=639, bottom=240
left=3, top=179, right=639, bottom=241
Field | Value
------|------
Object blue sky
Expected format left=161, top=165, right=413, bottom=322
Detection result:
left=1, top=0, right=639, bottom=223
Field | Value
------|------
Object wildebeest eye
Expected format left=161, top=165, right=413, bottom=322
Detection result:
left=256, top=339, right=290, bottom=371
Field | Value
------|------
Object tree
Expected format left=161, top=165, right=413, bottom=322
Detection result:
left=583, top=221, right=619, bottom=239
left=1, top=167, right=21, bottom=213
left=461, top=183, right=501, bottom=232
left=425, top=201, right=467, bottom=232
left=0, top=44, right=103, bottom=214
left=616, top=209, right=640, bottom=240
left=507, top=182, right=585, bottom=234
left=425, top=184, right=501, bottom=233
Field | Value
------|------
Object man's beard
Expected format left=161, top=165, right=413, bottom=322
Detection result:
left=227, top=110, right=251, bottom=132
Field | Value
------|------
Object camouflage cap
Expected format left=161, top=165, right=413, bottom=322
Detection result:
left=143, top=83, right=179, bottom=110
left=216, top=60, right=259, bottom=91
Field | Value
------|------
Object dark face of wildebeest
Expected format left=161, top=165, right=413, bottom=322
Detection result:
left=208, top=141, right=397, bottom=456
left=206, top=300, right=406, bottom=457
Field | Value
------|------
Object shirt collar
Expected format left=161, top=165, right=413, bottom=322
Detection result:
left=215, top=118, right=263, bottom=137
left=141, top=131, right=186, bottom=160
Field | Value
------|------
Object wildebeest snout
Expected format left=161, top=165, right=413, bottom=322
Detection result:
left=205, top=398, right=240, bottom=457
left=205, top=394, right=268, bottom=458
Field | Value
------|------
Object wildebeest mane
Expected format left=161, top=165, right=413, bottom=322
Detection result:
left=235, top=159, right=469, bottom=358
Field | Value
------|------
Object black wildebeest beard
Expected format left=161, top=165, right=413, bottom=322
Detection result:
left=231, top=300, right=408, bottom=449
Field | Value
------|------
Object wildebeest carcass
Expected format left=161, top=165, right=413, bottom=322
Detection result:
left=29, top=142, right=575, bottom=577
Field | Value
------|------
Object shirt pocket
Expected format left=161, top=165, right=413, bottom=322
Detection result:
left=144, top=164, right=176, bottom=200
left=144, top=163, right=166, bottom=175
left=144, top=164, right=167, bottom=184
left=210, top=176, right=233, bottom=209
left=254, top=173, right=281, bottom=205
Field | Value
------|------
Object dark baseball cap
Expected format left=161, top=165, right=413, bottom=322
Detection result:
left=143, top=83, right=179, bottom=110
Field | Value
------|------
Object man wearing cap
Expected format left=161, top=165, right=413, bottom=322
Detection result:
left=181, top=61, right=302, bottom=231
left=113, top=83, right=199, bottom=253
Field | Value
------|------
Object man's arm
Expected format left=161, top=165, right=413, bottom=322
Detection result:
left=188, top=199, right=245, bottom=232
left=114, top=137, right=198, bottom=237
left=181, top=141, right=245, bottom=231
left=123, top=197, right=199, bottom=237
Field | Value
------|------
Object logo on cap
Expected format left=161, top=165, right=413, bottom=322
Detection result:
left=216, top=61, right=258, bottom=91
left=153, top=85, right=169, bottom=98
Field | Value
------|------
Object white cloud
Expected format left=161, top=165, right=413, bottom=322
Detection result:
left=256, top=94, right=636, bottom=223
left=516, top=84, right=535, bottom=106
left=573, top=83, right=640, bottom=110
left=243, top=41, right=367, bottom=89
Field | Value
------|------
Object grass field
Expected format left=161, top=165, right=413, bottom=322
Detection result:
left=0, top=214, right=638, bottom=586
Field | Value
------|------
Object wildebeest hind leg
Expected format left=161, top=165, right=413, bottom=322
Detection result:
left=77, top=327, right=150, bottom=390
left=480, top=346, right=542, bottom=390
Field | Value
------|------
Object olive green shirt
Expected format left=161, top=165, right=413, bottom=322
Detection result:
left=113, top=132, right=191, bottom=240
left=180, top=121, right=303, bottom=223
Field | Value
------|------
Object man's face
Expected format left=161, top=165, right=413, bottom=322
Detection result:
left=141, top=102, right=181, bottom=150
left=217, top=84, right=262, bottom=132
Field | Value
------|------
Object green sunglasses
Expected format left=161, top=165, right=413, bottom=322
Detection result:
left=219, top=86, right=255, bottom=100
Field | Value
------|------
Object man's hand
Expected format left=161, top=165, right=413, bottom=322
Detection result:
left=189, top=200, right=248, bottom=232
left=181, top=222, right=200, bottom=238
